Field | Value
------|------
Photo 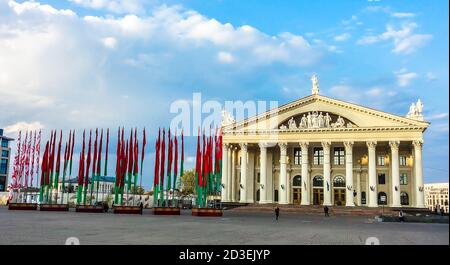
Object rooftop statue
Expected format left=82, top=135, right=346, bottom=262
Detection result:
left=221, top=109, right=235, bottom=126
left=311, top=74, right=319, bottom=95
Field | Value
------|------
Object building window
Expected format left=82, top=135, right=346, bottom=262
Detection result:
left=293, top=175, right=302, bottom=186
left=0, top=176, right=5, bottom=191
left=1, top=150, right=8, bottom=157
left=361, top=192, right=366, bottom=205
left=378, top=155, right=385, bottom=166
left=313, top=148, right=323, bottom=165
left=400, top=173, right=408, bottom=185
left=0, top=159, right=7, bottom=174
left=313, top=175, right=323, bottom=187
left=274, top=190, right=279, bottom=202
left=399, top=156, right=407, bottom=166
left=294, top=148, right=302, bottom=165
left=333, top=175, right=346, bottom=188
left=333, top=147, right=345, bottom=165
left=400, top=192, right=409, bottom=205
left=378, top=192, right=388, bottom=205
left=257, top=172, right=260, bottom=183
left=1, top=140, right=8, bottom=148
left=378, top=173, right=386, bottom=185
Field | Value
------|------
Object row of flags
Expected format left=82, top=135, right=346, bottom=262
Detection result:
left=194, top=129, right=222, bottom=208
left=9, top=127, right=223, bottom=208
left=9, top=130, right=41, bottom=191
left=113, top=127, right=146, bottom=205
left=39, top=130, right=76, bottom=204
left=153, top=128, right=184, bottom=207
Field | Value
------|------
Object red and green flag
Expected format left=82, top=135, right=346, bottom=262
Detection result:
left=77, top=130, right=86, bottom=204
left=153, top=128, right=160, bottom=206
left=39, top=141, right=49, bottom=203
left=83, top=130, right=92, bottom=205
left=159, top=129, right=166, bottom=207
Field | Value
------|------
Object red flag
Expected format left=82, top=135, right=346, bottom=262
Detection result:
left=104, top=128, right=109, bottom=176
left=159, top=129, right=166, bottom=188
left=40, top=141, right=49, bottom=186
left=85, top=130, right=92, bottom=187
left=77, top=130, right=86, bottom=186
left=153, top=128, right=160, bottom=186
left=92, top=128, right=98, bottom=176
left=97, top=129, right=103, bottom=175
left=174, top=132, right=178, bottom=178
left=115, top=127, right=121, bottom=187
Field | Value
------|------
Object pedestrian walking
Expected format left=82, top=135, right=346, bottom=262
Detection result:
left=139, top=202, right=144, bottom=215
left=398, top=210, right=405, bottom=222
left=324, top=206, right=329, bottom=217
left=275, top=206, right=280, bottom=221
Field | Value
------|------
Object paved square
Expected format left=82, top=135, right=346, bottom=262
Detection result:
left=0, top=207, right=448, bottom=245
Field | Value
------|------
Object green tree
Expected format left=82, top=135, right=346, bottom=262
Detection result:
left=181, top=169, right=196, bottom=196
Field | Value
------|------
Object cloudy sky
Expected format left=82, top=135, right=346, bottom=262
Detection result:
left=0, top=0, right=448, bottom=189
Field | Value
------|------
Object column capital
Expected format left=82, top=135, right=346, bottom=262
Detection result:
left=299, top=141, right=309, bottom=149
left=278, top=142, right=288, bottom=152
left=321, top=141, right=331, bottom=149
left=412, top=139, right=424, bottom=149
left=258, top=142, right=269, bottom=149
left=343, top=141, right=354, bottom=150
left=239, top=143, right=248, bottom=151
left=222, top=143, right=230, bottom=151
left=366, top=141, right=377, bottom=150
left=389, top=140, right=400, bottom=150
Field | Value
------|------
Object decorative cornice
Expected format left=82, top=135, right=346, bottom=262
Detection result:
left=223, top=126, right=427, bottom=135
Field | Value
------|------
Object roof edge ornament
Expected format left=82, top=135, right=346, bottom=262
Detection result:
left=406, top=98, right=424, bottom=121
left=311, top=73, right=319, bottom=95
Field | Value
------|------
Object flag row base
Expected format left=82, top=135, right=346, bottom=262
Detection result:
left=153, top=207, right=181, bottom=215
left=40, top=204, right=69, bottom=211
left=113, top=206, right=141, bottom=214
left=8, top=203, right=38, bottom=211
left=75, top=205, right=105, bottom=213
left=192, top=208, right=223, bottom=217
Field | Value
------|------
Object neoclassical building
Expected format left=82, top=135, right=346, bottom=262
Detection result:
left=220, top=76, right=429, bottom=208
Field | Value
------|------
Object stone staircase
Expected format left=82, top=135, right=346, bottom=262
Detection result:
left=228, top=203, right=398, bottom=217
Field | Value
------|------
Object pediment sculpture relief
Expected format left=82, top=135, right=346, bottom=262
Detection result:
left=279, top=111, right=354, bottom=130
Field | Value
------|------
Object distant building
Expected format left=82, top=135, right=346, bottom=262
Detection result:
left=58, top=176, right=117, bottom=195
left=0, top=129, right=13, bottom=192
left=425, top=183, right=449, bottom=213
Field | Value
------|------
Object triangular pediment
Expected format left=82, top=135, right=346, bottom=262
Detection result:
left=223, top=94, right=429, bottom=132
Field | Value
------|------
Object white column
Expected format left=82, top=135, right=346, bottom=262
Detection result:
left=221, top=144, right=229, bottom=202
left=278, top=143, right=288, bottom=204
left=231, top=147, right=236, bottom=202
left=239, top=143, right=248, bottom=203
left=344, top=141, right=355, bottom=206
left=389, top=141, right=401, bottom=207
left=300, top=142, right=310, bottom=205
left=413, top=140, right=425, bottom=208
left=367, top=141, right=378, bottom=207
left=356, top=169, right=361, bottom=206
left=227, top=144, right=233, bottom=202
left=322, top=141, right=332, bottom=206
left=258, top=143, right=269, bottom=203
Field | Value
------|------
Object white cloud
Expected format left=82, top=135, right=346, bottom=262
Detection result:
left=427, top=113, right=449, bottom=121
left=365, top=87, right=384, bottom=97
left=102, top=37, right=117, bottom=49
left=69, top=0, right=147, bottom=14
left=357, top=22, right=432, bottom=54
left=217, top=51, right=234, bottom=63
left=333, top=33, right=351, bottom=42
left=395, top=68, right=417, bottom=87
left=4, top=121, right=45, bottom=134
left=391, top=12, right=415, bottom=18
left=426, top=72, right=437, bottom=81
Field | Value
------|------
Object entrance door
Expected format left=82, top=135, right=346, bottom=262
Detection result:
left=313, top=189, right=324, bottom=205
left=293, top=188, right=302, bottom=204
left=334, top=189, right=346, bottom=206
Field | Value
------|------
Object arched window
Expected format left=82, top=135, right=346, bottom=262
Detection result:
left=313, top=176, right=323, bottom=187
left=378, top=192, right=388, bottom=205
left=400, top=192, right=409, bottom=206
left=293, top=175, right=302, bottom=186
left=333, top=175, right=345, bottom=188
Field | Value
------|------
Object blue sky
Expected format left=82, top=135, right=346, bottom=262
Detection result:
left=0, top=0, right=448, bottom=189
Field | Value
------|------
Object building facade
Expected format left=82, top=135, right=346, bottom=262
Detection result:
left=220, top=76, right=429, bottom=208
left=425, top=183, right=449, bottom=213
left=0, top=129, right=13, bottom=192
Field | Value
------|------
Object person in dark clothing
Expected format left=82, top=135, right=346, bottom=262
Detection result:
left=139, top=202, right=144, bottom=215
left=275, top=207, right=280, bottom=221
left=324, top=206, right=330, bottom=217
left=398, top=210, right=405, bottom=222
